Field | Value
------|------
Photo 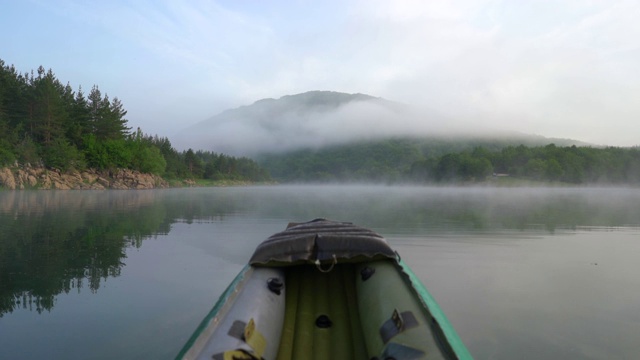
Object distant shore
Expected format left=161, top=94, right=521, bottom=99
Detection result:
left=3, top=164, right=635, bottom=190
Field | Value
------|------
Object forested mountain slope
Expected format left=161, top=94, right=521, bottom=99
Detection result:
left=257, top=135, right=593, bottom=183
left=180, top=89, right=625, bottom=184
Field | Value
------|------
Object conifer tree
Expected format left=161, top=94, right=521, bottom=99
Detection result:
left=68, top=86, right=91, bottom=147
left=32, top=68, right=67, bottom=145
left=0, top=61, right=7, bottom=141
left=184, top=149, right=203, bottom=177
left=88, top=87, right=131, bottom=141
left=87, top=85, right=103, bottom=137
left=0, top=60, right=6, bottom=117
left=106, top=97, right=131, bottom=139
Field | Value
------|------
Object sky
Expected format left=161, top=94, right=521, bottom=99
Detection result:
left=1, top=0, right=639, bottom=147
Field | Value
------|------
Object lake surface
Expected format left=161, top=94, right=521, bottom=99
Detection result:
left=1, top=185, right=639, bottom=359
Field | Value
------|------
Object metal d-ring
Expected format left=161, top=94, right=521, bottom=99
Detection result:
left=315, top=254, right=338, bottom=273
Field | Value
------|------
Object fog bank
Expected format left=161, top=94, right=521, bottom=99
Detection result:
left=173, top=91, right=506, bottom=156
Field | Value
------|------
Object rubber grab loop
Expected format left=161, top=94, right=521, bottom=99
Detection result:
left=315, top=254, right=337, bottom=273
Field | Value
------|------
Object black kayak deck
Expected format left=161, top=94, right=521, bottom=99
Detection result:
left=249, top=219, right=396, bottom=266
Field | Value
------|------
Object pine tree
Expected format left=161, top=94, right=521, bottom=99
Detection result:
left=106, top=97, right=131, bottom=139
left=32, top=68, right=67, bottom=145
left=0, top=61, right=14, bottom=165
left=68, top=86, right=91, bottom=148
left=0, top=61, right=7, bottom=139
left=60, top=82, right=76, bottom=139
left=96, top=93, right=112, bottom=140
left=2, top=64, right=28, bottom=130
left=88, top=86, right=130, bottom=141
left=184, top=149, right=203, bottom=177
left=87, top=85, right=103, bottom=137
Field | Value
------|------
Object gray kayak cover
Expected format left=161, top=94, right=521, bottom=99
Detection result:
left=249, top=219, right=396, bottom=266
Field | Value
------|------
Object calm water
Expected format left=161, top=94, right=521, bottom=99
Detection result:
left=1, top=185, right=640, bottom=359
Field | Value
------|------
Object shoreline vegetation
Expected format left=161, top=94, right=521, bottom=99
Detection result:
left=259, top=140, right=640, bottom=185
left=2, top=59, right=640, bottom=190
left=0, top=59, right=271, bottom=189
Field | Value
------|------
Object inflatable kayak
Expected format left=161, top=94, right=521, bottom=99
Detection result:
left=176, top=219, right=472, bottom=360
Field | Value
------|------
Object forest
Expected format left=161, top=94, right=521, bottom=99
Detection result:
left=0, top=59, right=270, bottom=183
left=412, top=144, right=640, bottom=184
left=260, top=138, right=640, bottom=184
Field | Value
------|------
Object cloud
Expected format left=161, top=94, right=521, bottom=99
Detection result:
left=17, top=0, right=640, bottom=146
left=341, top=0, right=640, bottom=146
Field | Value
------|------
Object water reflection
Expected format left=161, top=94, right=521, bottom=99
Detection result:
left=239, top=186, right=640, bottom=234
left=0, top=191, right=169, bottom=316
left=0, top=186, right=639, bottom=317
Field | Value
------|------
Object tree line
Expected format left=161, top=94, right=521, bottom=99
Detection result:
left=0, top=59, right=270, bottom=182
left=411, top=144, right=640, bottom=184
left=258, top=138, right=424, bottom=182
left=260, top=137, right=640, bottom=184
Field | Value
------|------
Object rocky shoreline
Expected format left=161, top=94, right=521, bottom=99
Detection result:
left=0, top=165, right=170, bottom=190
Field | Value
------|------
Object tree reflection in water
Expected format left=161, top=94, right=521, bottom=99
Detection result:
left=0, top=191, right=172, bottom=316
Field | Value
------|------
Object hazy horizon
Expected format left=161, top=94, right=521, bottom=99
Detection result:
left=2, top=1, right=639, bottom=148
left=173, top=90, right=593, bottom=156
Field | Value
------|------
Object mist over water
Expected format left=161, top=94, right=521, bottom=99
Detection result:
left=1, top=186, right=639, bottom=359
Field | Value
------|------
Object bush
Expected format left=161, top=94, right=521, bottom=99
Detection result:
left=41, top=138, right=85, bottom=171
left=134, top=146, right=166, bottom=175
left=0, top=148, right=15, bottom=166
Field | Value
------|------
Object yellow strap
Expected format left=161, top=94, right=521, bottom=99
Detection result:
left=223, top=350, right=255, bottom=360
left=244, top=318, right=267, bottom=358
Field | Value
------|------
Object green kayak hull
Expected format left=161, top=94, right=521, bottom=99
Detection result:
left=176, top=219, right=472, bottom=360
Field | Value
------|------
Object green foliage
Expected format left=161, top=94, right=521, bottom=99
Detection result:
left=545, top=159, right=562, bottom=181
left=31, top=68, right=68, bottom=145
left=0, top=143, right=15, bottom=166
left=196, top=150, right=270, bottom=182
left=15, top=136, right=40, bottom=165
left=258, top=135, right=595, bottom=183
left=148, top=135, right=187, bottom=178
left=260, top=136, right=640, bottom=185
left=433, top=152, right=493, bottom=182
left=40, top=138, right=84, bottom=171
left=137, top=147, right=166, bottom=175
left=82, top=135, right=132, bottom=169
left=524, top=159, right=547, bottom=180
left=184, top=149, right=203, bottom=178
left=0, top=58, right=271, bottom=184
left=66, top=86, right=91, bottom=148
left=0, top=60, right=134, bottom=170
left=411, top=144, right=640, bottom=184
left=259, top=138, right=423, bottom=182
left=82, top=133, right=167, bottom=174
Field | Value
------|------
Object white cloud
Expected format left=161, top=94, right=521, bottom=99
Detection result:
left=338, top=0, right=640, bottom=145
left=16, top=0, right=640, bottom=146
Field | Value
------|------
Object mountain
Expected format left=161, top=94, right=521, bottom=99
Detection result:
left=174, top=90, right=593, bottom=182
left=174, top=90, right=440, bottom=156
left=176, top=90, right=590, bottom=157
